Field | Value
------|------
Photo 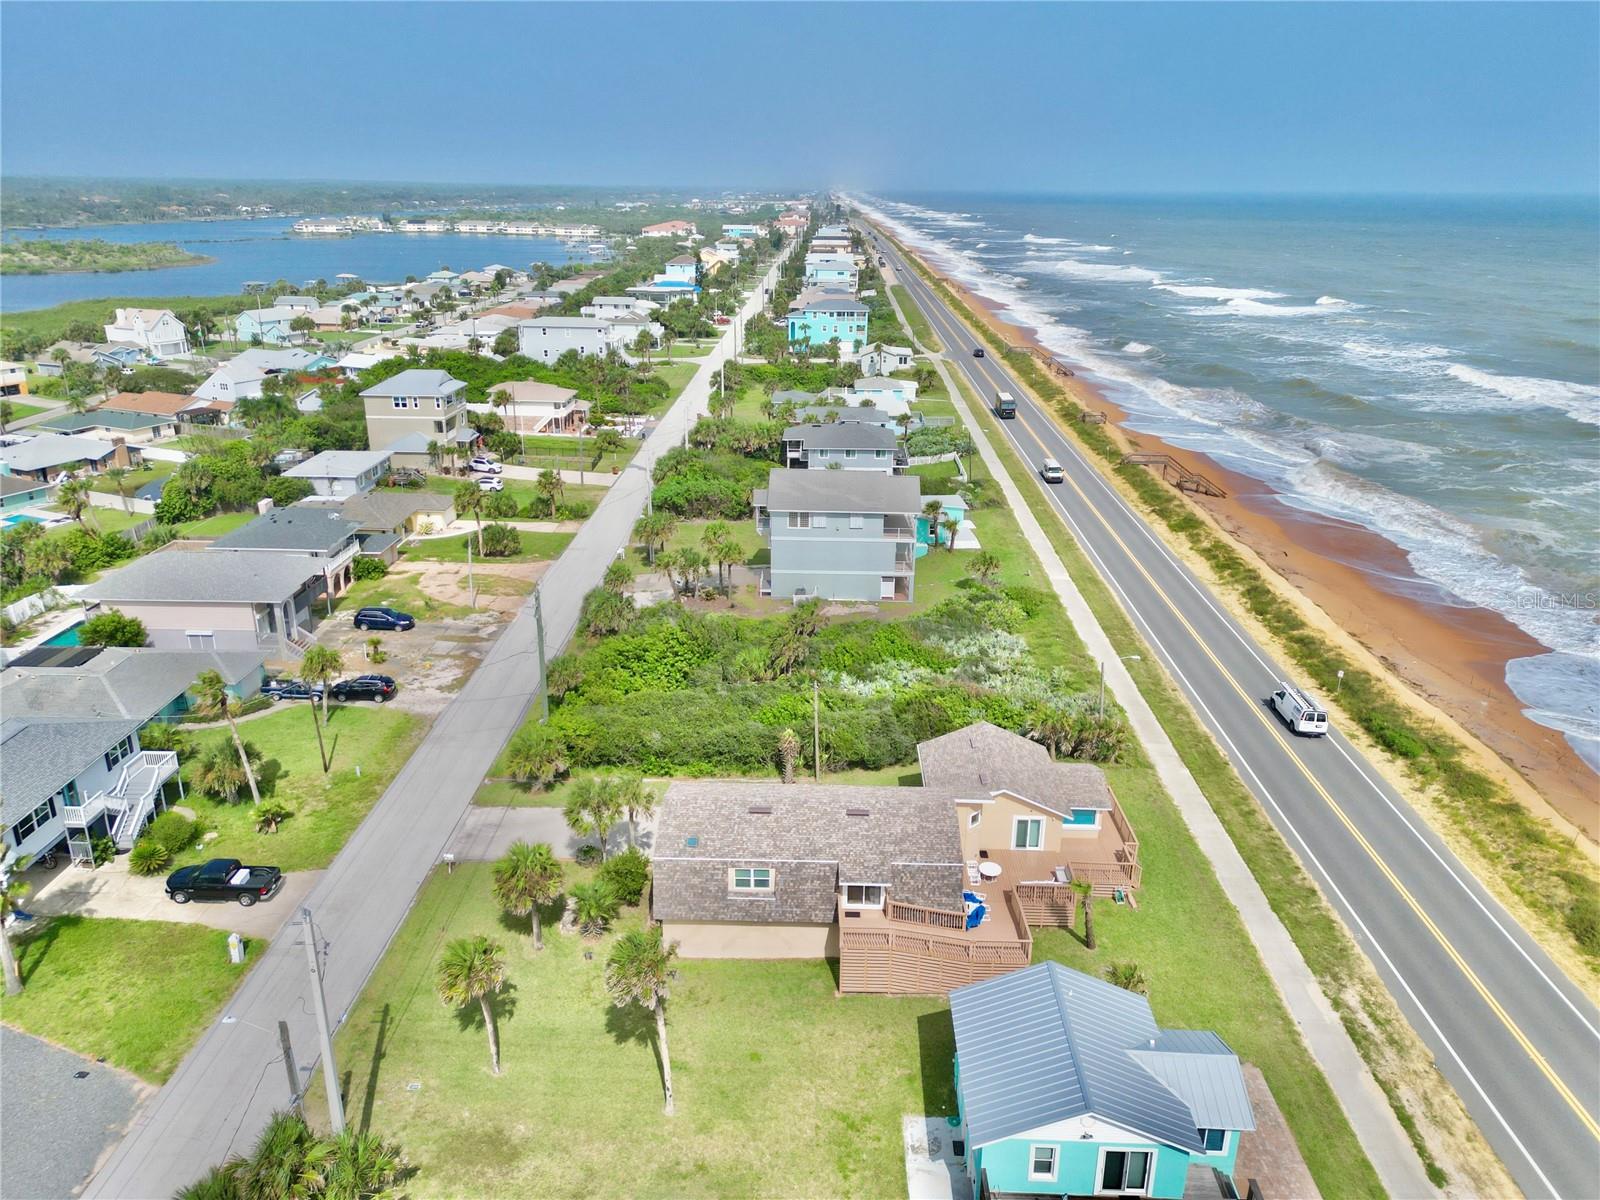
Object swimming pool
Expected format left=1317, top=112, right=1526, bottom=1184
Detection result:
left=41, top=622, right=83, bottom=647
left=0, top=513, right=44, bottom=530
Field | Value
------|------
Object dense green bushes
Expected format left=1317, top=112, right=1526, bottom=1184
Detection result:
left=649, top=446, right=773, bottom=519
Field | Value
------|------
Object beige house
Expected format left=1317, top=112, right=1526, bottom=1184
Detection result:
left=482, top=379, right=589, bottom=435
left=359, top=368, right=473, bottom=453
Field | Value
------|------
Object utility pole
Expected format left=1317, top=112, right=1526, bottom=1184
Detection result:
left=812, top=675, right=821, bottom=781
left=466, top=537, right=476, bottom=610
left=301, top=907, right=345, bottom=1135
left=534, top=587, right=549, bottom=722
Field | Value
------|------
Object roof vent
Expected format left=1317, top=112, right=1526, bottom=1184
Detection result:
left=684, top=835, right=699, bottom=848
left=747, top=805, right=773, bottom=815
left=845, top=807, right=870, bottom=817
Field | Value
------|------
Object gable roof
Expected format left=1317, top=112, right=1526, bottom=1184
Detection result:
left=1, top=716, right=144, bottom=822
left=652, top=780, right=964, bottom=924
left=0, top=433, right=120, bottom=472
left=918, top=722, right=1114, bottom=813
left=0, top=648, right=262, bottom=725
left=757, top=467, right=920, bottom=515
left=38, top=409, right=168, bottom=434
left=487, top=379, right=580, bottom=407
left=359, top=369, right=465, bottom=399
left=211, top=507, right=360, bottom=553
left=78, top=549, right=324, bottom=605
left=232, top=348, right=330, bottom=372
left=282, top=449, right=392, bottom=480
left=783, top=422, right=898, bottom=450
left=324, top=491, right=454, bottom=530
left=99, top=391, right=198, bottom=417
left=949, top=962, right=1251, bottom=1154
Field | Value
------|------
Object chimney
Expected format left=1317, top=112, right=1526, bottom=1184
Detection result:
left=257, top=497, right=275, bottom=514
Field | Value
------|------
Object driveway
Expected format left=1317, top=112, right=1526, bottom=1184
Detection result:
left=0, top=1026, right=148, bottom=1200
left=25, top=857, right=320, bottom=940
left=312, top=598, right=509, bottom=717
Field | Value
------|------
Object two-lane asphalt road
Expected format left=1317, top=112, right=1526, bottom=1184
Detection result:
left=85, top=245, right=793, bottom=1200
left=873, top=224, right=1599, bottom=1199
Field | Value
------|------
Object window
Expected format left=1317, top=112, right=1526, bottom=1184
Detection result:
left=1099, top=1149, right=1151, bottom=1193
left=730, top=867, right=773, bottom=892
left=1028, top=1145, right=1058, bottom=1182
left=844, top=449, right=857, bottom=459
left=811, top=513, right=827, bottom=529
left=104, top=735, right=135, bottom=771
left=1198, top=1129, right=1227, bottom=1154
left=843, top=884, right=884, bottom=908
left=968, top=810, right=982, bottom=829
left=849, top=514, right=864, bottom=530
left=12, top=797, right=57, bottom=844
left=186, top=632, right=215, bottom=650
left=787, top=512, right=812, bottom=529
left=1013, top=816, right=1043, bottom=849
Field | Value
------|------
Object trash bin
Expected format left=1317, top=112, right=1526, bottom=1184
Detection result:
left=228, top=933, right=246, bottom=964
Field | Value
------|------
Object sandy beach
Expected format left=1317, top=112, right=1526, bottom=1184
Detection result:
left=896, top=245, right=1599, bottom=841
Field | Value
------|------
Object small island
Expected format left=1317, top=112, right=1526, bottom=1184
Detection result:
left=0, top=237, right=213, bottom=276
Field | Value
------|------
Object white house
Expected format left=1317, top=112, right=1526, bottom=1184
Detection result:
left=275, top=295, right=319, bottom=312
left=856, top=343, right=915, bottom=375
left=516, top=316, right=634, bottom=361
left=847, top=376, right=919, bottom=417
left=481, top=380, right=589, bottom=435
left=102, top=308, right=190, bottom=359
left=581, top=296, right=657, bottom=320
left=282, top=449, right=393, bottom=498
left=192, top=360, right=268, bottom=403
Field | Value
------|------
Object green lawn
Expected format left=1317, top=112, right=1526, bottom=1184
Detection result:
left=650, top=363, right=697, bottom=406
left=41, top=506, right=149, bottom=535
left=2, top=399, right=47, bottom=423
left=657, top=518, right=766, bottom=565
left=313, top=864, right=949, bottom=1199
left=88, top=463, right=171, bottom=496
left=0, top=917, right=249, bottom=1082
left=659, top=340, right=717, bottom=359
left=394, top=475, right=608, bottom=519
left=892, top=285, right=939, bottom=350
left=180, top=510, right=256, bottom=537
left=504, top=432, right=637, bottom=475
left=401, top=529, right=573, bottom=563
left=176, top=704, right=424, bottom=872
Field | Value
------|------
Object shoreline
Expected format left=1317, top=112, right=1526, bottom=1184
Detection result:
left=0, top=255, right=216, bottom=277
left=895, top=242, right=1599, bottom=840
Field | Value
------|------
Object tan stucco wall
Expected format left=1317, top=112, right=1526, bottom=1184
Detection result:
left=102, top=600, right=257, bottom=632
left=957, top=791, right=1098, bottom=862
left=663, top=920, right=838, bottom=960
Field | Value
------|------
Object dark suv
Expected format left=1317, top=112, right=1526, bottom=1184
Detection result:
left=353, top=606, right=415, bottom=631
left=330, top=675, right=397, bottom=702
left=262, top=678, right=323, bottom=702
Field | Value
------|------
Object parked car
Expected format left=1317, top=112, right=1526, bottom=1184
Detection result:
left=352, top=606, right=415, bottom=631
left=330, top=675, right=398, bottom=703
left=468, top=456, right=503, bottom=474
left=262, top=678, right=323, bottom=702
left=167, top=858, right=283, bottom=907
left=477, top=475, right=505, bottom=492
left=972, top=347, right=986, bottom=358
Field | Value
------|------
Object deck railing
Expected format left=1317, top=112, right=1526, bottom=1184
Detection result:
left=1108, top=803, right=1139, bottom=863
left=887, top=899, right=967, bottom=930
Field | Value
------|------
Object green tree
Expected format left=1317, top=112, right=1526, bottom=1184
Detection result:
left=591, top=427, right=623, bottom=469
left=492, top=840, right=563, bottom=951
left=56, top=478, right=92, bottom=530
left=436, top=935, right=508, bottom=1075
left=453, top=479, right=486, bottom=556
left=632, top=511, right=677, bottom=566
left=602, top=559, right=634, bottom=593
left=300, top=644, right=343, bottom=723
left=0, top=399, right=13, bottom=434
left=1072, top=879, right=1097, bottom=950
left=940, top=515, right=961, bottom=551
left=699, top=521, right=740, bottom=594
left=1105, top=961, right=1149, bottom=995
left=192, top=741, right=263, bottom=804
left=967, top=550, right=1002, bottom=587
left=102, top=466, right=132, bottom=511
left=503, top=724, right=568, bottom=790
left=534, top=468, right=564, bottom=518
left=614, top=774, right=656, bottom=847
left=922, top=498, right=944, bottom=548
left=491, top=328, right=519, bottom=357
left=79, top=610, right=147, bottom=647
left=564, top=775, right=625, bottom=860
left=194, top=668, right=262, bottom=804
left=604, top=924, right=680, bottom=1115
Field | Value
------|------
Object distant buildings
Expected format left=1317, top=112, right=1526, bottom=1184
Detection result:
left=804, top=252, right=859, bottom=290
left=516, top=315, right=644, bottom=361
left=233, top=306, right=304, bottom=346
left=641, top=219, right=698, bottom=238
left=102, top=308, right=190, bottom=359
left=0, top=360, right=28, bottom=399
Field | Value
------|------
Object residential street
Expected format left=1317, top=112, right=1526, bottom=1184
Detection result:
left=872, top=224, right=1600, bottom=1200
left=84, top=247, right=790, bottom=1200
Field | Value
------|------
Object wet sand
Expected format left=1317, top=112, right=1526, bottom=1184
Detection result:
left=900, top=246, right=1599, bottom=840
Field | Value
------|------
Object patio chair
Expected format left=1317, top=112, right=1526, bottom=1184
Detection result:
left=966, top=861, right=981, bottom=885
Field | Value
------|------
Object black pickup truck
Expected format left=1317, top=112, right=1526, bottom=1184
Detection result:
left=166, top=858, right=283, bottom=906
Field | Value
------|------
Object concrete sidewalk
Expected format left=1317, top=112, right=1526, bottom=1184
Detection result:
left=883, top=274, right=1435, bottom=1197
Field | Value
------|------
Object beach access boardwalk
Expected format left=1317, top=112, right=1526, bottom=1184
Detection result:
left=84, top=246, right=793, bottom=1200
left=872, top=220, right=1599, bottom=1200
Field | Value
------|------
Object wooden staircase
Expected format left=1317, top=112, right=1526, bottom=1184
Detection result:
left=1120, top=452, right=1227, bottom=498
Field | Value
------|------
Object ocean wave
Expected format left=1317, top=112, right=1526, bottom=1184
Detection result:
left=1445, top=363, right=1600, bottom=426
left=1022, top=233, right=1070, bottom=244
left=1154, top=283, right=1287, bottom=301
left=1123, top=341, right=1154, bottom=355
left=1340, top=338, right=1453, bottom=366
left=1187, top=297, right=1356, bottom=318
left=1025, top=256, right=1163, bottom=284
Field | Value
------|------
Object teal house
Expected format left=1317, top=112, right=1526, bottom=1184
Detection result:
left=949, top=962, right=1254, bottom=1200
left=787, top=290, right=868, bottom=352
left=916, top=492, right=967, bottom=556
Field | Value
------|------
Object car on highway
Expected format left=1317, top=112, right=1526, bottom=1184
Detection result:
left=1039, top=459, right=1065, bottom=484
left=330, top=674, right=398, bottom=703
left=1270, top=683, right=1329, bottom=736
left=352, top=606, right=414, bottom=632
left=167, top=858, right=282, bottom=906
left=262, top=678, right=323, bottom=702
left=477, top=476, right=505, bottom=492
left=972, top=347, right=986, bottom=358
left=468, top=456, right=502, bottom=474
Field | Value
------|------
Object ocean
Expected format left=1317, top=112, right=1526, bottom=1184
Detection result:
left=0, top=217, right=598, bottom=310
left=853, top=192, right=1600, bottom=771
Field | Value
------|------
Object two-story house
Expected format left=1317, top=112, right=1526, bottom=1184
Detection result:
left=950, top=961, right=1255, bottom=1200
left=210, top=506, right=362, bottom=598
left=102, top=308, right=190, bottom=359
left=483, top=380, right=589, bottom=435
left=804, top=253, right=859, bottom=290
left=641, top=220, right=698, bottom=238
left=787, top=290, right=868, bottom=353
left=233, top=306, right=305, bottom=346
left=753, top=467, right=921, bottom=602
left=516, top=316, right=634, bottom=361
left=359, top=368, right=471, bottom=452
left=662, top=255, right=699, bottom=283
left=781, top=422, right=904, bottom=473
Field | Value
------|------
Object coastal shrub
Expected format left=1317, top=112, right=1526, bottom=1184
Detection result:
left=127, top=840, right=172, bottom=877
left=597, top=848, right=650, bottom=907
left=90, top=835, right=116, bottom=868
left=144, top=810, right=198, bottom=856
left=649, top=447, right=771, bottom=519
left=262, top=476, right=314, bottom=507
left=503, top=725, right=569, bottom=789
left=64, top=529, right=136, bottom=574
left=815, top=621, right=951, bottom=674
left=579, top=586, right=635, bottom=639
left=1565, top=894, right=1600, bottom=955
left=154, top=482, right=206, bottom=524
left=554, top=498, right=595, bottom=521
left=79, top=610, right=148, bottom=648
left=479, top=523, right=521, bottom=558
left=483, top=492, right=519, bottom=519
left=352, top=556, right=387, bottom=581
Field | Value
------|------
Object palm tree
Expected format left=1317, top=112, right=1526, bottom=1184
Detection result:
left=569, top=879, right=619, bottom=936
left=592, top=427, right=623, bottom=470
left=492, top=840, right=563, bottom=951
left=534, top=468, right=564, bottom=518
left=967, top=550, right=1002, bottom=587
left=940, top=515, right=961, bottom=551
left=56, top=479, right=92, bottom=530
left=0, top=399, right=14, bottom=434
left=699, top=521, right=736, bottom=594
left=604, top=924, right=681, bottom=1115
left=453, top=479, right=486, bottom=556
left=602, top=559, right=634, bottom=593
left=1072, top=879, right=1097, bottom=950
left=632, top=511, right=677, bottom=566
left=1104, top=961, right=1149, bottom=995
left=503, top=726, right=568, bottom=789
left=614, top=774, right=656, bottom=847
left=922, top=499, right=944, bottom=548
left=436, top=935, right=508, bottom=1075
left=0, top=835, right=32, bottom=995
left=564, top=775, right=624, bottom=860
left=194, top=668, right=262, bottom=804
left=777, top=728, right=801, bottom=783
left=300, top=644, right=342, bottom=723
left=102, top=466, right=132, bottom=512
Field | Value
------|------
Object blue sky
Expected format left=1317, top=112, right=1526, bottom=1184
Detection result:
left=2, top=2, right=1595, bottom=194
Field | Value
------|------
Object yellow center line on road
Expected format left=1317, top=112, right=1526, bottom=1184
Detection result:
left=953, top=333, right=1600, bottom=1140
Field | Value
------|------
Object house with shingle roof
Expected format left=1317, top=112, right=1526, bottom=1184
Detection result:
left=650, top=722, right=1140, bottom=993
left=781, top=421, right=904, bottom=474
left=210, top=506, right=362, bottom=597
left=949, top=961, right=1254, bottom=1199
left=752, top=467, right=923, bottom=602
left=102, top=308, right=190, bottom=359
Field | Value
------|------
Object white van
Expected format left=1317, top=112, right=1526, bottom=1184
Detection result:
left=1039, top=458, right=1064, bottom=484
left=1270, top=682, right=1329, bottom=736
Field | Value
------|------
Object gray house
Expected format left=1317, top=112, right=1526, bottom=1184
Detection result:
left=782, top=422, right=904, bottom=474
left=282, top=449, right=392, bottom=498
left=211, top=506, right=362, bottom=597
left=753, top=468, right=922, bottom=602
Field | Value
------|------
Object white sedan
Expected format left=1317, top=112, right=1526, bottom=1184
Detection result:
left=476, top=476, right=505, bottom=492
left=468, top=456, right=503, bottom=474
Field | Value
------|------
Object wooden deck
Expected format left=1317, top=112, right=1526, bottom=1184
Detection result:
left=973, top=804, right=1141, bottom=898
left=837, top=893, right=1032, bottom=995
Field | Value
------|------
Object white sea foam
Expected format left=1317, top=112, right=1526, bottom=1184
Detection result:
left=1341, top=338, right=1453, bottom=367
left=1027, top=256, right=1164, bottom=284
left=1123, top=341, right=1154, bottom=355
left=1188, top=297, right=1356, bottom=318
left=1154, top=283, right=1287, bottom=301
left=1022, top=233, right=1070, bottom=244
left=1446, top=363, right=1600, bottom=426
